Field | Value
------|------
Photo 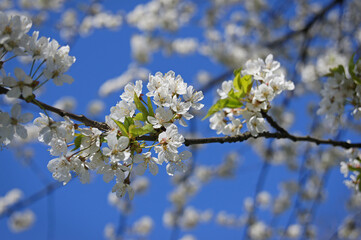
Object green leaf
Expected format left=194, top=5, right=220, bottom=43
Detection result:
left=134, top=93, right=149, bottom=118
left=129, top=124, right=154, bottom=137
left=72, top=135, right=83, bottom=151
left=233, top=74, right=253, bottom=96
left=225, top=96, right=243, bottom=108
left=348, top=53, right=356, bottom=76
left=233, top=67, right=242, bottom=77
left=348, top=54, right=361, bottom=85
left=202, top=97, right=242, bottom=120
left=240, top=75, right=253, bottom=95
left=329, top=65, right=346, bottom=76
left=124, top=117, right=134, bottom=130
left=112, top=118, right=128, bottom=137
left=134, top=113, right=145, bottom=121
left=203, top=99, right=226, bottom=120
left=228, top=88, right=245, bottom=99
left=147, top=97, right=155, bottom=117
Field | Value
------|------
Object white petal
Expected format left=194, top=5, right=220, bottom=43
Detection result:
left=179, top=151, right=192, bottom=160
left=166, top=163, right=175, bottom=176
left=106, top=133, right=117, bottom=149
left=135, top=163, right=147, bottom=175
left=16, top=124, right=28, bottom=139
left=0, top=113, right=10, bottom=125
left=3, top=76, right=17, bottom=87
left=24, top=75, right=33, bottom=84
left=118, top=136, right=129, bottom=150
left=133, top=154, right=144, bottom=164
left=22, top=86, right=33, bottom=98
left=103, top=172, right=114, bottom=183
left=60, top=74, right=74, bottom=84
left=11, top=104, right=21, bottom=118
left=14, top=68, right=25, bottom=81
left=19, top=113, right=33, bottom=123
left=149, top=161, right=158, bottom=175
left=7, top=87, right=21, bottom=98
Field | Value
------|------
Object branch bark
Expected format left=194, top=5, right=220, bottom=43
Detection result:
left=138, top=131, right=361, bottom=149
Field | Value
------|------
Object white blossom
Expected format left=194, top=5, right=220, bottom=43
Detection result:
left=8, top=210, right=35, bottom=233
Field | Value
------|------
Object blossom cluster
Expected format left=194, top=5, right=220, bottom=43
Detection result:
left=317, top=60, right=361, bottom=129
left=127, top=0, right=195, bottom=32
left=0, top=11, right=75, bottom=146
left=209, top=54, right=294, bottom=136
left=340, top=148, right=361, bottom=191
left=44, top=70, right=203, bottom=199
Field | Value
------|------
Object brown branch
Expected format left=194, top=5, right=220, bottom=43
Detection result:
left=137, top=131, right=361, bottom=149
left=261, top=110, right=290, bottom=135
left=0, top=86, right=110, bottom=131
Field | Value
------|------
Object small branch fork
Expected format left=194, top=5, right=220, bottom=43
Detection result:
left=1, top=86, right=360, bottom=149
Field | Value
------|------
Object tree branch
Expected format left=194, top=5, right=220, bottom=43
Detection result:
left=0, top=86, right=110, bottom=131
left=261, top=110, right=290, bottom=135
left=137, top=131, right=361, bottom=149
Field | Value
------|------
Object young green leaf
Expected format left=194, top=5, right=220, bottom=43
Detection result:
left=202, top=98, right=242, bottom=120
left=233, top=72, right=242, bottom=92
left=147, top=97, right=155, bottom=117
left=124, top=117, right=134, bottom=130
left=129, top=124, right=154, bottom=137
left=233, top=67, right=242, bottom=77
left=349, top=54, right=361, bottom=85
left=112, top=118, right=129, bottom=137
left=240, top=75, right=253, bottom=95
left=228, top=88, right=245, bottom=99
left=71, top=135, right=83, bottom=151
left=225, top=96, right=243, bottom=108
left=134, top=93, right=149, bottom=118
left=203, top=99, right=224, bottom=120
left=134, top=112, right=145, bottom=121
left=233, top=73, right=253, bottom=96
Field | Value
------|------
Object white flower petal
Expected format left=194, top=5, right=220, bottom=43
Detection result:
left=11, top=104, right=21, bottom=118
left=16, top=124, right=28, bottom=139
left=19, top=113, right=33, bottom=123
left=7, top=87, right=21, bottom=98
left=149, top=161, right=158, bottom=175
